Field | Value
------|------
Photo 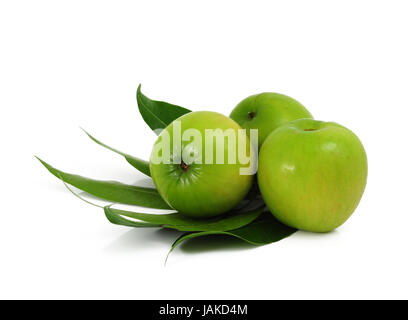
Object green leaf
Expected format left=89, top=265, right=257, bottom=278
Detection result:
left=81, top=128, right=151, bottom=177
left=104, top=206, right=162, bottom=228
left=36, top=157, right=171, bottom=209
left=136, top=84, right=191, bottom=133
left=168, top=213, right=297, bottom=254
left=104, top=200, right=264, bottom=232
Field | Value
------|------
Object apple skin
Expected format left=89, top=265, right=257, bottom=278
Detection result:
left=258, top=119, right=367, bottom=232
left=230, top=93, right=313, bottom=148
left=150, top=111, right=254, bottom=218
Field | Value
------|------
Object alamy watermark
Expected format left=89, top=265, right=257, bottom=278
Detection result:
left=151, top=120, right=258, bottom=175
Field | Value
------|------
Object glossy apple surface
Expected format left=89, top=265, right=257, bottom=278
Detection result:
left=258, top=119, right=367, bottom=232
left=150, top=111, right=254, bottom=218
left=230, top=92, right=313, bottom=148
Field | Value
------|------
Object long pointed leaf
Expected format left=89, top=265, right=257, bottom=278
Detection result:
left=104, top=201, right=264, bottom=232
left=168, top=213, right=297, bottom=255
left=81, top=128, right=150, bottom=176
left=36, top=157, right=170, bottom=209
left=104, top=206, right=162, bottom=228
left=136, top=84, right=191, bottom=133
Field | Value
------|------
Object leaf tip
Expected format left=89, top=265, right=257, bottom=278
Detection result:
left=103, top=205, right=113, bottom=221
left=164, top=248, right=172, bottom=267
left=35, top=156, right=47, bottom=167
left=136, top=83, right=142, bottom=97
left=79, top=127, right=95, bottom=141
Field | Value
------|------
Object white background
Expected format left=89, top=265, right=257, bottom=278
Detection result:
left=1, top=0, right=407, bottom=299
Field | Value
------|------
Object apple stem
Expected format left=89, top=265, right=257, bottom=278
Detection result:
left=180, top=161, right=189, bottom=172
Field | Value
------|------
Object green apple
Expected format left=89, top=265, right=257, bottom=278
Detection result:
left=230, top=92, right=313, bottom=148
left=258, top=119, right=367, bottom=232
left=150, top=111, right=255, bottom=218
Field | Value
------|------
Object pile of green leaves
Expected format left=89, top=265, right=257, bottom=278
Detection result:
left=37, top=85, right=297, bottom=257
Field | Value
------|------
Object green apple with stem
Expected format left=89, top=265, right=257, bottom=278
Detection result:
left=230, top=92, right=313, bottom=148
left=258, top=119, right=367, bottom=232
left=150, top=111, right=255, bottom=218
